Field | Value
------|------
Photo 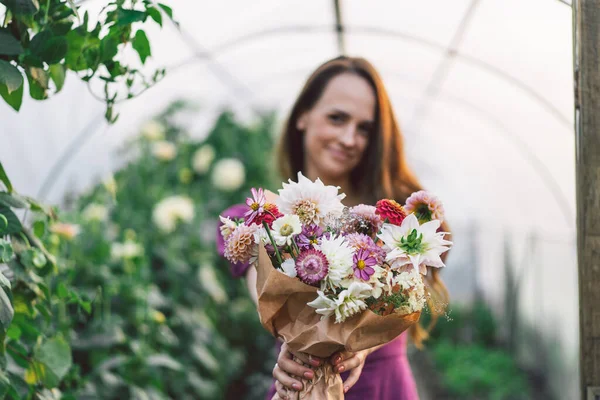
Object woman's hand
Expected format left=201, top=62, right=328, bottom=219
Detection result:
left=272, top=342, right=322, bottom=399
left=329, top=345, right=381, bottom=393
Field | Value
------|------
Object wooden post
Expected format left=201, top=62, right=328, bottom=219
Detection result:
left=573, top=1, right=600, bottom=399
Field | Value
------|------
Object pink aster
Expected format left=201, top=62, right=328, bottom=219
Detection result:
left=346, top=233, right=386, bottom=265
left=353, top=248, right=377, bottom=281
left=244, top=188, right=266, bottom=225
left=404, top=190, right=445, bottom=223
left=295, top=249, right=329, bottom=286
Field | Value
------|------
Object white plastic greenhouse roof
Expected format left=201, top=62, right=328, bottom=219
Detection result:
left=1, top=0, right=575, bottom=236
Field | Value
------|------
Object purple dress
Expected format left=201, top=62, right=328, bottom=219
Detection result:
left=217, top=205, right=419, bottom=400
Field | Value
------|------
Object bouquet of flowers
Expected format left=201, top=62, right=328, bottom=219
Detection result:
left=220, top=173, right=452, bottom=399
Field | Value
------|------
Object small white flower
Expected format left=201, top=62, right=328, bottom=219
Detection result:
left=333, top=281, right=372, bottom=323
left=111, top=241, right=144, bottom=259
left=377, top=214, right=452, bottom=274
left=152, top=141, right=177, bottom=161
left=192, top=145, right=216, bottom=174
left=141, top=120, right=165, bottom=141
left=277, top=172, right=346, bottom=227
left=211, top=158, right=245, bottom=192
left=198, top=264, right=228, bottom=304
left=316, top=235, right=354, bottom=290
left=281, top=258, right=297, bottom=278
left=307, top=291, right=337, bottom=319
left=82, top=203, right=108, bottom=222
left=219, top=216, right=239, bottom=241
left=152, top=196, right=195, bottom=232
left=271, top=215, right=302, bottom=246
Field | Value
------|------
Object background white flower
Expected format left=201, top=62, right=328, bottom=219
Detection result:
left=152, top=195, right=195, bottom=232
left=141, top=120, right=165, bottom=141
left=211, top=158, right=245, bottom=192
left=82, top=203, right=109, bottom=222
left=152, top=141, right=177, bottom=161
left=111, top=241, right=144, bottom=259
left=192, top=145, right=216, bottom=174
left=198, top=264, right=228, bottom=304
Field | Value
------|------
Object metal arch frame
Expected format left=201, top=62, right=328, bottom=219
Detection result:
left=230, top=67, right=574, bottom=227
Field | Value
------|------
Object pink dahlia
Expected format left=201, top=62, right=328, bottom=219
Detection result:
left=224, top=224, right=257, bottom=264
left=346, top=233, right=386, bottom=265
left=404, top=190, right=445, bottom=223
left=375, top=199, right=407, bottom=226
left=295, top=249, right=329, bottom=286
left=353, top=248, right=377, bottom=281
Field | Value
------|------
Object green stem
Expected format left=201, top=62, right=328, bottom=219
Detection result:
left=262, top=221, right=282, bottom=265
left=292, top=241, right=301, bottom=259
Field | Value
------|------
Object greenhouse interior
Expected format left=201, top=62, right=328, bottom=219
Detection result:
left=0, top=0, right=580, bottom=399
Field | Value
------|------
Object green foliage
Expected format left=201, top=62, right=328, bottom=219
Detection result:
left=0, top=0, right=170, bottom=121
left=423, top=302, right=532, bottom=399
left=432, top=341, right=530, bottom=400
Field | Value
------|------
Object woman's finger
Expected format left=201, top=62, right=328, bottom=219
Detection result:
left=273, top=363, right=303, bottom=392
left=333, top=353, right=361, bottom=373
left=275, top=381, right=289, bottom=400
left=278, top=350, right=315, bottom=380
left=283, top=343, right=322, bottom=367
left=342, top=365, right=364, bottom=393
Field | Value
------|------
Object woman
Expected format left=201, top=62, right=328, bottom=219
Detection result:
left=218, top=56, right=449, bottom=400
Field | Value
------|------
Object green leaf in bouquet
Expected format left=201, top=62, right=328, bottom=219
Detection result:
left=0, top=192, right=28, bottom=208
left=0, top=206, right=22, bottom=234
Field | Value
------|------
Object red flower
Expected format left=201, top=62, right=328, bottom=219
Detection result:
left=375, top=199, right=407, bottom=226
left=253, top=203, right=282, bottom=228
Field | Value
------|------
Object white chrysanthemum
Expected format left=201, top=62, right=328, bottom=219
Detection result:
left=393, top=270, right=426, bottom=313
left=152, top=141, right=177, bottom=161
left=111, top=241, right=144, bottom=259
left=271, top=215, right=302, bottom=246
left=152, top=196, right=195, bottom=232
left=219, top=216, right=239, bottom=241
left=333, top=281, right=372, bottom=323
left=141, top=120, right=165, bottom=140
left=377, top=214, right=452, bottom=274
left=276, top=172, right=345, bottom=227
left=280, top=258, right=297, bottom=278
left=316, top=235, right=354, bottom=290
left=82, top=203, right=108, bottom=222
left=192, top=145, right=216, bottom=174
left=211, top=158, right=245, bottom=192
left=198, top=264, right=228, bottom=304
left=307, top=290, right=337, bottom=319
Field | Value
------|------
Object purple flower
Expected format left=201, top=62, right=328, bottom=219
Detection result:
left=346, top=233, right=386, bottom=265
left=296, top=224, right=325, bottom=250
left=353, top=248, right=377, bottom=281
left=244, top=188, right=266, bottom=225
left=295, top=248, right=329, bottom=286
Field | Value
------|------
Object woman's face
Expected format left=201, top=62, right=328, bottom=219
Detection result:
left=298, top=72, right=376, bottom=184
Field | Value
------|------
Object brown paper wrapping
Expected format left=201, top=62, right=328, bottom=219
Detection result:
left=255, top=245, right=421, bottom=399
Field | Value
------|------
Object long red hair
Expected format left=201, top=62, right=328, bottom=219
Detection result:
left=276, top=56, right=450, bottom=347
